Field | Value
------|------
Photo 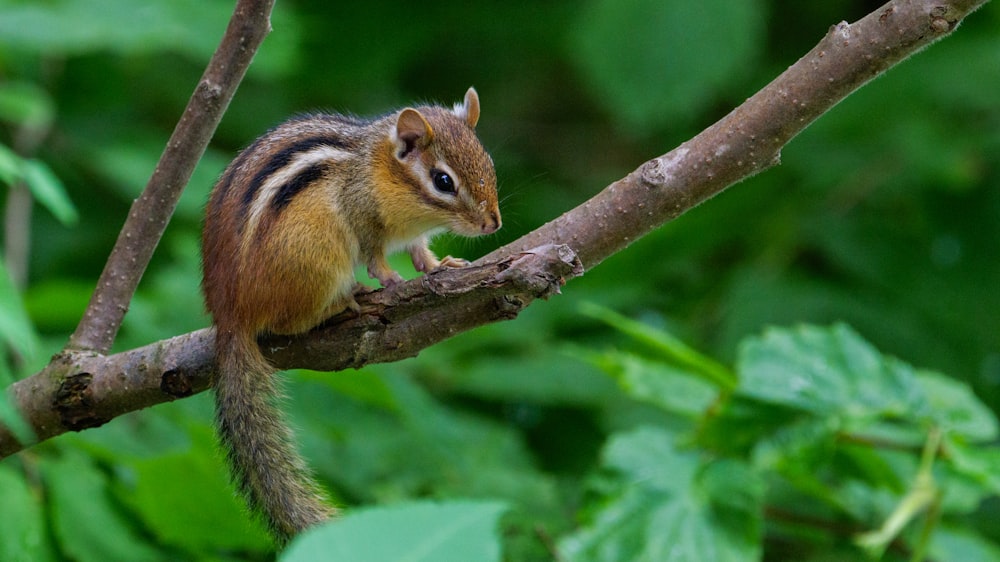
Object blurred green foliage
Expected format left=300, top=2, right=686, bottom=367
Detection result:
left=0, top=0, right=998, bottom=560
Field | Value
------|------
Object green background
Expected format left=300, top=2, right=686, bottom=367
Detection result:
left=1, top=1, right=998, bottom=560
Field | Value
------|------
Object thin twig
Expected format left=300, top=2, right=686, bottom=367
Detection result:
left=65, top=0, right=276, bottom=353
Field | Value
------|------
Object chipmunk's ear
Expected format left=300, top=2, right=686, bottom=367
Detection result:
left=454, top=87, right=480, bottom=128
left=395, top=108, right=434, bottom=158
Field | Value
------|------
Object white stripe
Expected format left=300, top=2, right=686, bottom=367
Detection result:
left=243, top=144, right=354, bottom=240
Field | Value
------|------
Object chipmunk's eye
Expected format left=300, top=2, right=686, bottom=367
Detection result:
left=431, top=169, right=456, bottom=194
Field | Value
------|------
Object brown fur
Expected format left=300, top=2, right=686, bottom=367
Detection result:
left=202, top=88, right=499, bottom=543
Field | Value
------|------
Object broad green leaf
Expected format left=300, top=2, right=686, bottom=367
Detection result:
left=22, top=159, right=77, bottom=225
left=602, top=426, right=700, bottom=494
left=569, top=0, right=765, bottom=134
left=282, top=501, right=508, bottom=562
left=0, top=464, right=56, bottom=562
left=917, top=370, right=998, bottom=442
left=560, top=427, right=762, bottom=562
left=123, top=430, right=271, bottom=553
left=736, top=324, right=928, bottom=419
left=43, top=451, right=167, bottom=562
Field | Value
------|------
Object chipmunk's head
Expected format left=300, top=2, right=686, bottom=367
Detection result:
left=389, top=87, right=501, bottom=238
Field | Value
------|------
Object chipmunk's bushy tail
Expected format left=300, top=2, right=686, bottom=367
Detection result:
left=213, top=328, right=334, bottom=544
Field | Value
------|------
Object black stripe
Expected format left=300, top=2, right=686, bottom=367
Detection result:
left=240, top=135, right=348, bottom=211
left=271, top=164, right=326, bottom=213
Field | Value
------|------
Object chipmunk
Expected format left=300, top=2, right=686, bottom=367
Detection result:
left=201, top=88, right=500, bottom=543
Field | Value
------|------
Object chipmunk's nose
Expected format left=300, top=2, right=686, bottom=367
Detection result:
left=482, top=210, right=501, bottom=234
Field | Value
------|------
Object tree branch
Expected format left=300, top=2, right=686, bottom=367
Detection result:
left=66, top=0, right=275, bottom=353
left=0, top=0, right=989, bottom=458
left=1, top=245, right=581, bottom=458
left=479, top=0, right=988, bottom=270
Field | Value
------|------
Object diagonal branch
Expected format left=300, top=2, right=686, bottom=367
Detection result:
left=479, top=0, right=989, bottom=270
left=1, top=245, right=581, bottom=458
left=66, top=0, right=275, bottom=353
left=0, top=0, right=989, bottom=458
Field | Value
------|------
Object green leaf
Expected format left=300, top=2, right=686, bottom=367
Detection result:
left=917, top=370, right=998, bottom=442
left=123, top=429, right=272, bottom=553
left=929, top=525, right=1000, bottom=562
left=42, top=451, right=168, bottom=562
left=21, top=159, right=77, bottom=225
left=0, top=143, right=75, bottom=225
left=0, top=464, right=56, bottom=562
left=736, top=324, right=928, bottom=419
left=947, top=439, right=1000, bottom=496
left=569, top=0, right=765, bottom=135
left=560, top=427, right=762, bottom=562
left=602, top=426, right=700, bottom=494
left=579, top=348, right=717, bottom=417
left=0, top=143, right=23, bottom=185
left=282, top=501, right=508, bottom=562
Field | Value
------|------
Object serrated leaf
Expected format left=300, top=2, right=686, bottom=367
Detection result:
left=282, top=501, right=508, bottom=562
left=43, top=451, right=167, bottom=562
left=561, top=427, right=762, bottom=562
left=736, top=324, right=928, bottom=419
left=602, top=426, right=700, bottom=494
left=0, top=464, right=56, bottom=562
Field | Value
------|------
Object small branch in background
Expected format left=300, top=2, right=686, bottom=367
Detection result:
left=65, top=0, right=276, bottom=354
left=3, top=185, right=32, bottom=289
left=3, top=106, right=54, bottom=289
